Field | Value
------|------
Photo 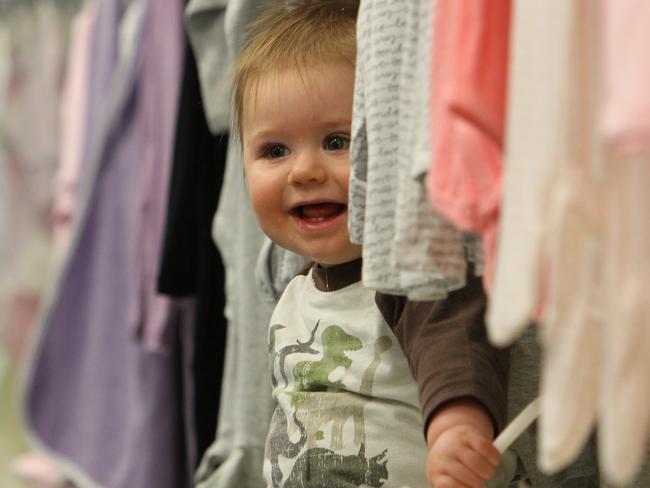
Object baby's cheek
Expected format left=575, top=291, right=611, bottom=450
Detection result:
left=249, top=185, right=276, bottom=216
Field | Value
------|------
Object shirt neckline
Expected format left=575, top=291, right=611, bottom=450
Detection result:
left=311, top=258, right=362, bottom=292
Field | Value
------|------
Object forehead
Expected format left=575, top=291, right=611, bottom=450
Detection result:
left=241, top=63, right=354, bottom=133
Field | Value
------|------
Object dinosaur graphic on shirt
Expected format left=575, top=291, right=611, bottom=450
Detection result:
left=269, top=320, right=321, bottom=388
left=292, top=324, right=363, bottom=395
left=293, top=330, right=393, bottom=450
left=267, top=321, right=394, bottom=486
left=283, top=443, right=388, bottom=488
left=265, top=407, right=308, bottom=487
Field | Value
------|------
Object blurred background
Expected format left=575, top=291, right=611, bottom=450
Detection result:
left=1, top=1, right=82, bottom=486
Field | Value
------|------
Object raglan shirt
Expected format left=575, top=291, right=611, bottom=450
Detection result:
left=312, top=260, right=508, bottom=433
left=264, top=259, right=508, bottom=487
left=374, top=263, right=509, bottom=433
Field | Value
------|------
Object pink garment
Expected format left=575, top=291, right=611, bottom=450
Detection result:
left=53, top=1, right=95, bottom=254
left=601, top=0, right=650, bottom=154
left=128, top=0, right=184, bottom=352
left=3, top=292, right=40, bottom=363
left=12, top=453, right=68, bottom=488
left=427, top=0, right=511, bottom=290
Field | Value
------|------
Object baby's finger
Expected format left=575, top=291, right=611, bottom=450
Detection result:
left=430, top=473, right=470, bottom=488
left=458, top=447, right=496, bottom=480
left=468, top=435, right=501, bottom=466
left=444, top=460, right=485, bottom=488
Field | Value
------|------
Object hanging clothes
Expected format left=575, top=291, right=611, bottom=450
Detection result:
left=535, top=0, right=604, bottom=476
left=595, top=4, right=650, bottom=481
left=600, top=0, right=650, bottom=154
left=53, top=0, right=95, bottom=257
left=0, top=25, right=8, bottom=285
left=506, top=327, right=601, bottom=487
left=486, top=0, right=565, bottom=346
left=157, top=36, right=229, bottom=463
left=184, top=2, right=305, bottom=487
left=194, top=136, right=276, bottom=488
left=589, top=4, right=650, bottom=483
left=24, top=1, right=194, bottom=487
left=350, top=0, right=468, bottom=300
left=0, top=1, right=67, bottom=361
left=426, top=0, right=510, bottom=291
left=184, top=0, right=258, bottom=134
left=597, top=154, right=650, bottom=486
left=128, top=0, right=185, bottom=353
left=482, top=1, right=650, bottom=484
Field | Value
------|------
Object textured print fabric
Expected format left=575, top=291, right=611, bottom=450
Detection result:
left=349, top=0, right=467, bottom=299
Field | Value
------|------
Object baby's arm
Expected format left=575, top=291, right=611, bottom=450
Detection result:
left=425, top=398, right=500, bottom=488
left=375, top=273, right=509, bottom=487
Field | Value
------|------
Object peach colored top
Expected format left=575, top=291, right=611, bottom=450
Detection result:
left=426, top=0, right=511, bottom=291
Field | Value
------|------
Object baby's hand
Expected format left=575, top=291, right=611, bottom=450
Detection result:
left=426, top=424, right=500, bottom=488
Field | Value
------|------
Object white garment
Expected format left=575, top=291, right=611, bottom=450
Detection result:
left=541, top=153, right=650, bottom=487
left=503, top=3, right=650, bottom=484
left=0, top=4, right=65, bottom=299
left=264, top=269, right=429, bottom=488
left=598, top=155, right=650, bottom=487
left=486, top=0, right=566, bottom=346
left=536, top=1, right=603, bottom=475
left=349, top=0, right=467, bottom=299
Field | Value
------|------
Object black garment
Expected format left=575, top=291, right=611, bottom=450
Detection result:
left=158, top=35, right=228, bottom=464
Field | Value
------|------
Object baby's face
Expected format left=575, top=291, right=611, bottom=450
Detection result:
left=242, top=62, right=361, bottom=265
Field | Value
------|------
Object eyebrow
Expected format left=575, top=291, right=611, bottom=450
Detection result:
left=247, top=119, right=352, bottom=142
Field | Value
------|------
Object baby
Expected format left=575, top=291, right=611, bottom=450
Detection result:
left=233, top=1, right=509, bottom=487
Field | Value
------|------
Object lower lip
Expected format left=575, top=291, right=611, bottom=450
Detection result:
left=290, top=210, right=346, bottom=232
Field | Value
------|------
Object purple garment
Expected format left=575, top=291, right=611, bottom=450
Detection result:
left=24, top=0, right=192, bottom=487
left=129, top=0, right=184, bottom=353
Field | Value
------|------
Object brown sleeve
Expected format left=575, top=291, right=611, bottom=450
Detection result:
left=375, top=274, right=509, bottom=437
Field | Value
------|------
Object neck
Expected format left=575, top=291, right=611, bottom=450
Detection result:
left=312, top=258, right=362, bottom=292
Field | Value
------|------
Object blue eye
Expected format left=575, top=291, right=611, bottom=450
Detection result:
left=323, top=134, right=350, bottom=151
left=263, top=144, right=290, bottom=159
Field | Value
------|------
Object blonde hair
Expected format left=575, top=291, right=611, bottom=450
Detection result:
left=232, top=0, right=359, bottom=140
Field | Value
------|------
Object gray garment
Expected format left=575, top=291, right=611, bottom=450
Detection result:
left=510, top=327, right=650, bottom=488
left=195, top=136, right=275, bottom=488
left=349, top=0, right=468, bottom=299
left=185, top=1, right=309, bottom=486
left=509, top=326, right=600, bottom=487
left=255, top=238, right=309, bottom=304
left=184, top=1, right=299, bottom=486
left=391, top=0, right=472, bottom=295
left=184, top=0, right=259, bottom=133
left=624, top=450, right=650, bottom=488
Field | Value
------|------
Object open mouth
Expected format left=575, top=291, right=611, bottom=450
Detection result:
left=290, top=202, right=347, bottom=223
